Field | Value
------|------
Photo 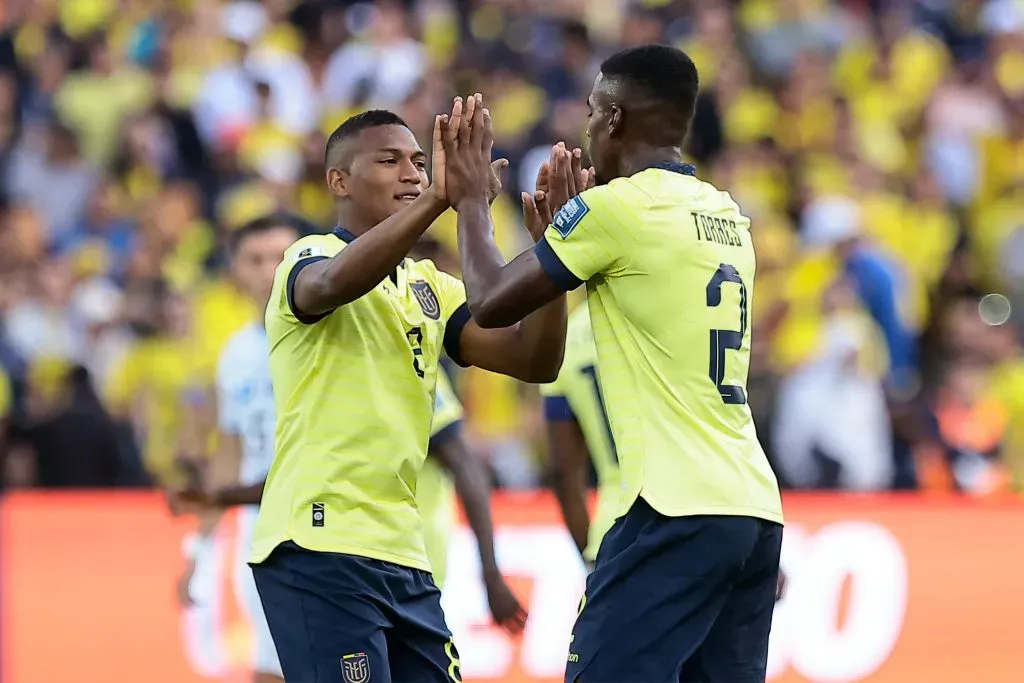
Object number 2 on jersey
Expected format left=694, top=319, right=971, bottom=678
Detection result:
left=705, top=263, right=748, bottom=405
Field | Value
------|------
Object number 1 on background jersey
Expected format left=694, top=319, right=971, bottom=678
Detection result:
left=581, top=364, right=619, bottom=463
left=705, top=263, right=748, bottom=405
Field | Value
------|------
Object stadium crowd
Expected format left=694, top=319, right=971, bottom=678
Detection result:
left=0, top=0, right=1022, bottom=495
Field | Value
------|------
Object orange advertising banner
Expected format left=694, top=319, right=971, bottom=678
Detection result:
left=2, top=492, right=1022, bottom=683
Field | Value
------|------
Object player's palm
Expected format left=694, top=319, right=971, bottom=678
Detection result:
left=440, top=94, right=496, bottom=206
left=485, top=576, right=528, bottom=635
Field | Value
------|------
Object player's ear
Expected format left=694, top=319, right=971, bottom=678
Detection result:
left=326, top=166, right=350, bottom=198
left=607, top=104, right=624, bottom=139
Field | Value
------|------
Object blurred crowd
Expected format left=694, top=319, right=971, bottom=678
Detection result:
left=0, top=0, right=1023, bottom=496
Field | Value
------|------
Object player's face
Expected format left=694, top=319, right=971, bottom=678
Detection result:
left=585, top=74, right=623, bottom=185
left=234, top=227, right=299, bottom=305
left=335, top=125, right=428, bottom=226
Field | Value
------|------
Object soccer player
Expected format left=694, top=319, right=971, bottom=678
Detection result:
left=444, top=46, right=784, bottom=683
left=540, top=303, right=619, bottom=572
left=249, top=107, right=564, bottom=683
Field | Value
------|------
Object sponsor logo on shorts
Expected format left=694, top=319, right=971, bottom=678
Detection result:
left=341, top=652, right=370, bottom=683
left=410, top=280, right=441, bottom=320
left=312, top=502, right=325, bottom=527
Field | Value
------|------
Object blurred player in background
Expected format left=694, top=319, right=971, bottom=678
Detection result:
left=541, top=304, right=618, bottom=572
left=176, top=213, right=304, bottom=683
left=446, top=45, right=783, bottom=683
left=248, top=106, right=563, bottom=682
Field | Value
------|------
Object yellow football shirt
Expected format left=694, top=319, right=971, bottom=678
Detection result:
left=418, top=366, right=464, bottom=588
left=251, top=228, right=470, bottom=570
left=540, top=303, right=621, bottom=561
left=534, top=163, right=783, bottom=524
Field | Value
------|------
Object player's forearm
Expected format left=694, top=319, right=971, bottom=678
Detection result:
left=448, top=451, right=502, bottom=577
left=211, top=481, right=265, bottom=507
left=298, top=193, right=448, bottom=312
left=509, top=296, right=567, bottom=382
left=551, top=473, right=590, bottom=557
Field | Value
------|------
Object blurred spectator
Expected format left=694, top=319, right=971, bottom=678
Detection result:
left=4, top=359, right=120, bottom=488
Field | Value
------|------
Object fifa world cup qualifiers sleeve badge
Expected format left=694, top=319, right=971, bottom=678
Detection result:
left=410, top=280, right=441, bottom=320
left=553, top=196, right=590, bottom=239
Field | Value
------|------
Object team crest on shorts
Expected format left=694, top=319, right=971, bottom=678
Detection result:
left=410, top=280, right=441, bottom=320
left=341, top=652, right=370, bottom=683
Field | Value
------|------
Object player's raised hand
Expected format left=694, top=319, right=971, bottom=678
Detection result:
left=521, top=190, right=553, bottom=243
left=544, top=142, right=579, bottom=215
left=487, top=157, right=510, bottom=205
left=429, top=112, right=449, bottom=203
left=484, top=572, right=529, bottom=635
left=441, top=93, right=495, bottom=207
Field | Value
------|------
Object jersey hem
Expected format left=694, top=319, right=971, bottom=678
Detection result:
left=635, top=499, right=785, bottom=525
left=249, top=539, right=432, bottom=572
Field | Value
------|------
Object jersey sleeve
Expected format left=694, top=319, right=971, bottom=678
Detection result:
left=429, top=367, right=464, bottom=447
left=272, top=235, right=338, bottom=325
left=432, top=270, right=472, bottom=367
left=534, top=184, right=636, bottom=291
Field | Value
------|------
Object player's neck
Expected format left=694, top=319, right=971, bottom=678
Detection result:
left=619, top=145, right=684, bottom=177
left=334, top=207, right=377, bottom=238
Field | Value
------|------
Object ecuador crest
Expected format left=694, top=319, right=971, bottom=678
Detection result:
left=341, top=652, right=370, bottom=683
left=410, top=280, right=441, bottom=320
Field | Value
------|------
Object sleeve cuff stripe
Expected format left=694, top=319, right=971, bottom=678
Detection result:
left=535, top=238, right=584, bottom=292
left=286, top=256, right=331, bottom=324
left=543, top=395, right=576, bottom=422
left=443, top=302, right=472, bottom=367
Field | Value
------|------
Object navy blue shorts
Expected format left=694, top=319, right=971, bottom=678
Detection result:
left=565, top=497, right=783, bottom=683
left=251, top=542, right=461, bottom=683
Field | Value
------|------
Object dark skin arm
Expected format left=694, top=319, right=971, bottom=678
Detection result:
left=292, top=115, right=450, bottom=318
left=293, top=191, right=448, bottom=316
left=429, top=428, right=528, bottom=633
left=442, top=98, right=582, bottom=380
left=546, top=416, right=591, bottom=558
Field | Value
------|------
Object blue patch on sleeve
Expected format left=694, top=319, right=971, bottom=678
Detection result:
left=552, top=196, right=590, bottom=239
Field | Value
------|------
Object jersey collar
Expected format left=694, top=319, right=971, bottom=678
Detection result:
left=333, top=226, right=357, bottom=242
left=647, top=161, right=697, bottom=177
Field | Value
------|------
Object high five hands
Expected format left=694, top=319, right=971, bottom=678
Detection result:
left=433, top=94, right=508, bottom=207
left=434, top=93, right=594, bottom=240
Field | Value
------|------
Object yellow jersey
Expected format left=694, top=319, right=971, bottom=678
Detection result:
left=534, top=162, right=783, bottom=524
left=418, top=366, right=464, bottom=587
left=540, top=304, right=620, bottom=561
left=251, top=228, right=470, bottom=570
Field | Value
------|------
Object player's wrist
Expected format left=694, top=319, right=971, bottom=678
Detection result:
left=455, top=194, right=490, bottom=213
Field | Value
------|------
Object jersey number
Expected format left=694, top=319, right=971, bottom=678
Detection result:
left=407, top=327, right=425, bottom=378
left=706, top=264, right=748, bottom=405
left=581, top=365, right=618, bottom=462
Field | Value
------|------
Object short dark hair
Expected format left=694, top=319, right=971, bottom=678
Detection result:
left=229, top=213, right=305, bottom=254
left=324, top=109, right=409, bottom=169
left=599, top=44, right=700, bottom=124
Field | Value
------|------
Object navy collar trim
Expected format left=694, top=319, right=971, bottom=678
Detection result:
left=647, top=161, right=697, bottom=177
left=333, top=226, right=358, bottom=243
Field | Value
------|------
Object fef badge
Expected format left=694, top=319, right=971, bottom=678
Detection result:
left=341, top=652, right=370, bottom=683
left=410, top=280, right=441, bottom=320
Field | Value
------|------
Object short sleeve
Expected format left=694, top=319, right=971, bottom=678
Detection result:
left=534, top=184, right=635, bottom=292
left=432, top=270, right=472, bottom=367
left=272, top=236, right=339, bottom=326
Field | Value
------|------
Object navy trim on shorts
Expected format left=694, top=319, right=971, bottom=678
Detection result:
left=534, top=237, right=584, bottom=291
left=287, top=256, right=331, bottom=324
